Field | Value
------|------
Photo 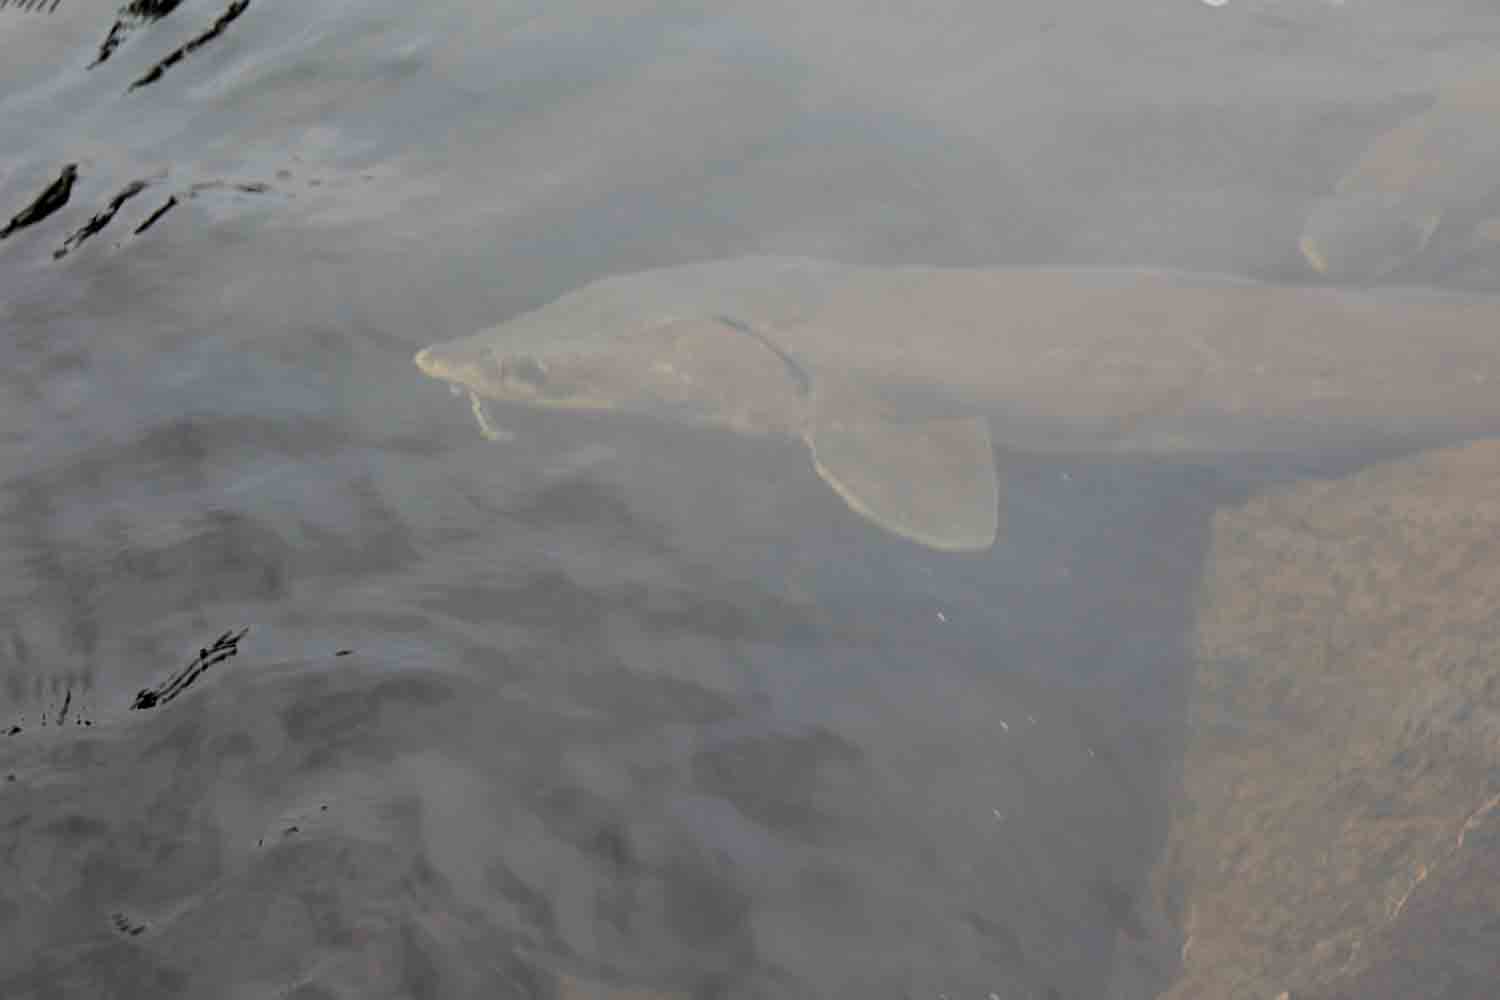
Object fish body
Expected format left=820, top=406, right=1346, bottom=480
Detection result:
left=416, top=257, right=1500, bottom=551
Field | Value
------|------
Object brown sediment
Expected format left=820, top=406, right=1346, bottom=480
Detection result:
left=1385, top=863, right=1426, bottom=922
left=1153, top=439, right=1500, bottom=999
left=1456, top=792, right=1500, bottom=849
left=1293, top=790, right=1500, bottom=999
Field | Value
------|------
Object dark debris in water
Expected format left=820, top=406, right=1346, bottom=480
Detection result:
left=130, top=628, right=248, bottom=711
left=0, top=115, right=318, bottom=259
left=128, top=0, right=251, bottom=92
left=2, top=683, right=96, bottom=736
left=132, top=194, right=177, bottom=235
left=12, top=173, right=272, bottom=258
left=0, top=164, right=77, bottom=240
left=256, top=819, right=315, bottom=848
left=110, top=911, right=149, bottom=938
left=124, top=0, right=180, bottom=14
left=188, top=179, right=270, bottom=196
left=0, top=0, right=64, bottom=14
left=50, top=178, right=268, bottom=258
left=89, top=0, right=186, bottom=69
left=52, top=178, right=151, bottom=259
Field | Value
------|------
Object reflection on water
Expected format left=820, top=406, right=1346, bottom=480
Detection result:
left=3, top=0, right=1500, bottom=996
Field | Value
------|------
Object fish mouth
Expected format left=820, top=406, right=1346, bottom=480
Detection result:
left=412, top=346, right=448, bottom=380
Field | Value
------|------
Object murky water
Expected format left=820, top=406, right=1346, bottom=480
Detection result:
left=3, top=1, right=1499, bottom=997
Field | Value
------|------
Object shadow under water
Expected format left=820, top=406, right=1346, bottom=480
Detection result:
left=0, top=436, right=1252, bottom=999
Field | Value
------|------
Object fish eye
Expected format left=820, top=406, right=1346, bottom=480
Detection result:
left=501, top=356, right=548, bottom=389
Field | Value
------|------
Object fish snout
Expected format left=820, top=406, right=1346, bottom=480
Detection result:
left=413, top=345, right=454, bottom=380
left=414, top=342, right=552, bottom=400
left=413, top=343, right=488, bottom=385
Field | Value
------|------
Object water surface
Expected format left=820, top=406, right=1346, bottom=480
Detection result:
left=3, top=1, right=1500, bottom=996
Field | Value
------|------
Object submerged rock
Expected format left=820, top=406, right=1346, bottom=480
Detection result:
left=1155, top=439, right=1500, bottom=998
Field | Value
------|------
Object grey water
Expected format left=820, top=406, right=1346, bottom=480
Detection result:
left=3, top=1, right=1500, bottom=997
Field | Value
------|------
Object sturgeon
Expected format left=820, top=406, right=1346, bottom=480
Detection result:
left=415, top=256, right=1500, bottom=551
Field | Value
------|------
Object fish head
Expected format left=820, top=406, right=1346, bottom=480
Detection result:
left=414, top=334, right=569, bottom=407
left=414, top=316, right=807, bottom=434
left=1299, top=190, right=1440, bottom=280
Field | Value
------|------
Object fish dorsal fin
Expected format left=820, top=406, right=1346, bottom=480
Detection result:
left=804, top=382, right=999, bottom=552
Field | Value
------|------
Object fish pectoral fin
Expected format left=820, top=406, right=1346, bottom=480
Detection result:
left=805, top=402, right=999, bottom=552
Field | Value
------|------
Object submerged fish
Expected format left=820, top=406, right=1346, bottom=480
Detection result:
left=1300, top=68, right=1500, bottom=280
left=415, top=256, right=1500, bottom=552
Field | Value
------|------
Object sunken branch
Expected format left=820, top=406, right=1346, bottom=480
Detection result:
left=130, top=628, right=248, bottom=710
